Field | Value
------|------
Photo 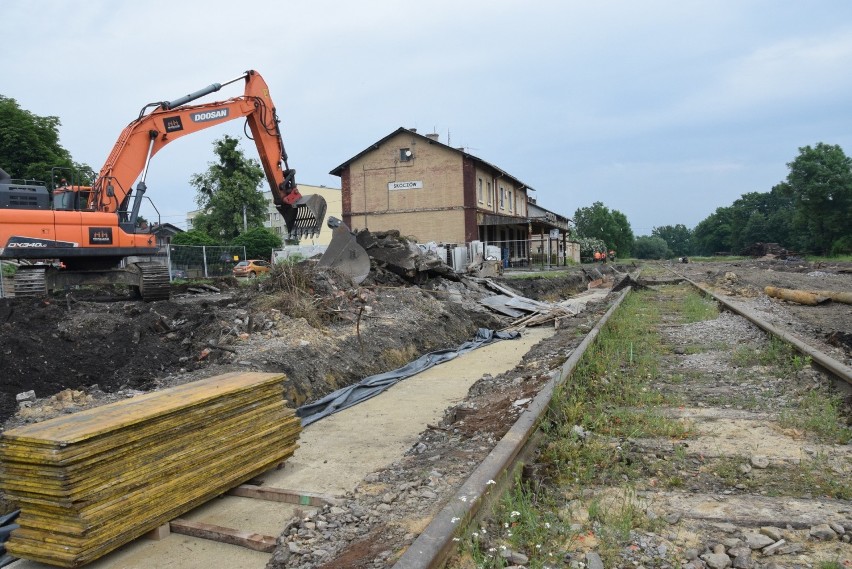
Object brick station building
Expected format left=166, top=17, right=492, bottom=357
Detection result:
left=330, top=127, right=575, bottom=265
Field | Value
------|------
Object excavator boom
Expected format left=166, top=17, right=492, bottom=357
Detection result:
left=91, top=70, right=325, bottom=239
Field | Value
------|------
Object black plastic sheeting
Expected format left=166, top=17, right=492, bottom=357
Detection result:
left=0, top=509, right=19, bottom=568
left=297, top=328, right=520, bottom=426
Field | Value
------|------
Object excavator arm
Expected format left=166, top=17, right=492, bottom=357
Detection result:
left=90, top=70, right=325, bottom=239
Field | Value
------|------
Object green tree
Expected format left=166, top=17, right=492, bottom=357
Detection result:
left=652, top=224, right=691, bottom=257
left=610, top=210, right=634, bottom=256
left=782, top=143, right=852, bottom=254
left=190, top=135, right=267, bottom=241
left=692, top=206, right=733, bottom=255
left=573, top=201, right=633, bottom=256
left=231, top=227, right=282, bottom=260
left=633, top=236, right=670, bottom=259
left=171, top=229, right=219, bottom=246
left=0, top=95, right=92, bottom=183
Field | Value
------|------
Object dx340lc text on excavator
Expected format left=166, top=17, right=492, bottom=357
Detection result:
left=0, top=70, right=369, bottom=301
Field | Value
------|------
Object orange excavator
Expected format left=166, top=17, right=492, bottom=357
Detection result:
left=0, top=70, right=328, bottom=300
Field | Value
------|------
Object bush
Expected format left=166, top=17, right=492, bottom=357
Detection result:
left=231, top=227, right=282, bottom=260
left=578, top=237, right=607, bottom=263
left=830, top=235, right=852, bottom=256
left=633, top=236, right=671, bottom=259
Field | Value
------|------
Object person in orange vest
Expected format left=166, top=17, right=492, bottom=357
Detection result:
left=593, top=251, right=602, bottom=263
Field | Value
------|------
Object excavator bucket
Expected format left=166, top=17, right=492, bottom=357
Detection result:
left=317, top=217, right=371, bottom=284
left=283, top=193, right=327, bottom=239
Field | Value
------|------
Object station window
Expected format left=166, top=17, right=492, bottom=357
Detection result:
left=478, top=178, right=483, bottom=203
left=400, top=148, right=413, bottom=162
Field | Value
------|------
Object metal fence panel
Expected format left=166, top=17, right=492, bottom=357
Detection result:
left=168, top=245, right=247, bottom=280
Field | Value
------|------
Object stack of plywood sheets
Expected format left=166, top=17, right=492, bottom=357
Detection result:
left=0, top=372, right=300, bottom=567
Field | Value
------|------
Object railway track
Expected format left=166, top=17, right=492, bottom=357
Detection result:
left=392, top=275, right=851, bottom=569
left=7, top=273, right=851, bottom=569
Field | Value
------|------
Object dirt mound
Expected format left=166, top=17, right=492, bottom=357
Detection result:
left=0, top=265, right=515, bottom=428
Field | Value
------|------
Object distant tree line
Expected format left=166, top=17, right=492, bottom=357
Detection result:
left=574, top=143, right=852, bottom=260
left=683, top=143, right=851, bottom=257
left=690, top=143, right=851, bottom=256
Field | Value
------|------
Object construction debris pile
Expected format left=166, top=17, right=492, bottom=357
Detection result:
left=0, top=372, right=300, bottom=567
left=476, top=274, right=614, bottom=329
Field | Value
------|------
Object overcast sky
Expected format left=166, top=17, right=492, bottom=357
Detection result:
left=3, top=1, right=852, bottom=236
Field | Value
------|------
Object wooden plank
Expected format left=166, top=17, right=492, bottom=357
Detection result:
left=2, top=372, right=286, bottom=444
left=0, top=371, right=301, bottom=567
left=169, top=519, right=277, bottom=553
left=228, top=484, right=337, bottom=507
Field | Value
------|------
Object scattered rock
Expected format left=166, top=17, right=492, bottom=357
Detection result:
left=759, top=526, right=783, bottom=541
left=732, top=552, right=753, bottom=569
left=500, top=549, right=529, bottom=565
left=702, top=551, right=732, bottom=568
left=776, top=543, right=803, bottom=555
left=749, top=455, right=769, bottom=469
left=743, top=533, right=775, bottom=549
left=585, top=551, right=604, bottom=569
left=761, top=539, right=785, bottom=556
left=809, top=523, right=837, bottom=540
left=828, top=522, right=845, bottom=535
left=15, top=390, right=35, bottom=403
left=665, top=512, right=681, bottom=524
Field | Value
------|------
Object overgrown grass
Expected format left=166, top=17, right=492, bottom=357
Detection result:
left=0, top=262, right=16, bottom=278
left=730, top=336, right=811, bottom=374
left=780, top=390, right=852, bottom=445
left=253, top=263, right=328, bottom=327
left=680, top=292, right=719, bottom=323
left=453, top=288, right=695, bottom=567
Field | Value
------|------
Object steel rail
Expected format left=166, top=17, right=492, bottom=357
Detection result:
left=393, top=287, right=632, bottom=569
left=676, top=273, right=852, bottom=386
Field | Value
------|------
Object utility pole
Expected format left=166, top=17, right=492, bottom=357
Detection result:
left=242, top=203, right=247, bottom=233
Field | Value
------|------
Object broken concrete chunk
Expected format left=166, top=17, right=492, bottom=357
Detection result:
left=16, top=390, right=36, bottom=403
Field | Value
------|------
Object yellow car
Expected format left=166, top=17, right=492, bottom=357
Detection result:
left=232, top=259, right=271, bottom=278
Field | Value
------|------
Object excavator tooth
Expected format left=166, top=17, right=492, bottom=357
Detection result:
left=284, top=194, right=327, bottom=239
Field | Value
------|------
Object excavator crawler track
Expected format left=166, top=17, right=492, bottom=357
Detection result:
left=136, top=263, right=170, bottom=302
left=13, top=266, right=48, bottom=298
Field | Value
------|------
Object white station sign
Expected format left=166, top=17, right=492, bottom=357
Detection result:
left=388, top=180, right=423, bottom=190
